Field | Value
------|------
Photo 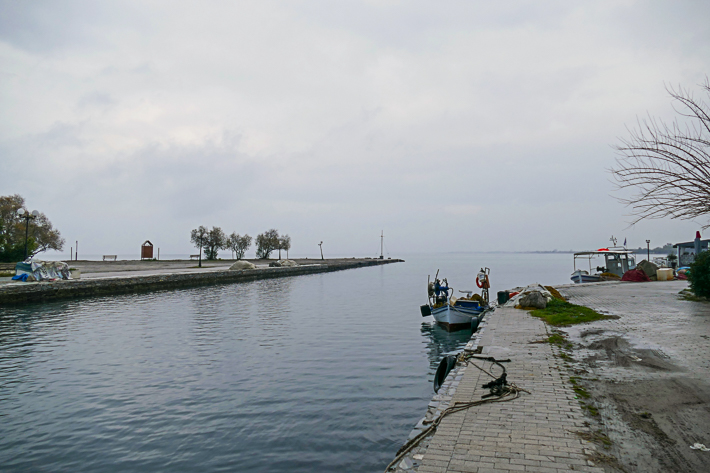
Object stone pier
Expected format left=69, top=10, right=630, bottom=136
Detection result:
left=391, top=306, right=604, bottom=473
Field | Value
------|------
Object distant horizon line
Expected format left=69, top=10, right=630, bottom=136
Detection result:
left=35, top=249, right=674, bottom=259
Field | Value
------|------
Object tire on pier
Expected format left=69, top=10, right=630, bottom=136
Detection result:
left=434, top=355, right=458, bottom=393
left=471, top=316, right=480, bottom=332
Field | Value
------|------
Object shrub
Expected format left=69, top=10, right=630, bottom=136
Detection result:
left=688, top=250, right=710, bottom=298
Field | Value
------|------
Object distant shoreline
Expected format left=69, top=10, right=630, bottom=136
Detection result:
left=448, top=250, right=673, bottom=255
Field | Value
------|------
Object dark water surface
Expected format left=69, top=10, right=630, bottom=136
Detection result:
left=0, top=253, right=571, bottom=472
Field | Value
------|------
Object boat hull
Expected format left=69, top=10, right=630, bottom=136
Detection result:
left=431, top=304, right=483, bottom=330
left=570, top=271, right=601, bottom=284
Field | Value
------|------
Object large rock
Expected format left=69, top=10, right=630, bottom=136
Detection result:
left=229, top=260, right=256, bottom=270
left=636, top=260, right=659, bottom=280
left=269, top=259, right=298, bottom=267
left=518, top=291, right=548, bottom=309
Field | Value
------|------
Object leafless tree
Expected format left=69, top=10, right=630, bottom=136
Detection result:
left=612, top=78, right=710, bottom=227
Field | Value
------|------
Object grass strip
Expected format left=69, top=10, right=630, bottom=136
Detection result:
left=530, top=298, right=609, bottom=326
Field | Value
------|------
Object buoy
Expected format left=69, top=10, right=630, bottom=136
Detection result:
left=434, top=355, right=457, bottom=393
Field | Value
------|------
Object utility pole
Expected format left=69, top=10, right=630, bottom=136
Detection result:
left=380, top=230, right=384, bottom=259
left=646, top=240, right=650, bottom=261
left=76, top=241, right=78, bottom=261
left=319, top=241, right=323, bottom=260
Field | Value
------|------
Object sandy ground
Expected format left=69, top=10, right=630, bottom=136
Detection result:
left=558, top=281, right=710, bottom=473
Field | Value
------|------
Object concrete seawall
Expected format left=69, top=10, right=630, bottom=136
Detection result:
left=0, top=259, right=403, bottom=305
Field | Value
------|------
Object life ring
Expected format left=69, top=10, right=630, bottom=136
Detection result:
left=476, top=273, right=490, bottom=289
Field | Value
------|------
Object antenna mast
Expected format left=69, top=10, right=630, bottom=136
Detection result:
left=380, top=230, right=384, bottom=259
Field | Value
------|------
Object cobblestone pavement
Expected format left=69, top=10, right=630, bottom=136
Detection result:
left=558, top=280, right=710, bottom=472
left=398, top=307, right=604, bottom=473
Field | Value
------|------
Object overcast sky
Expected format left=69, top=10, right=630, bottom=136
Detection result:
left=1, top=0, right=709, bottom=258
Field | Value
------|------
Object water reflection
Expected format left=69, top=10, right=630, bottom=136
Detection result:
left=255, top=278, right=293, bottom=348
left=420, top=322, right=473, bottom=372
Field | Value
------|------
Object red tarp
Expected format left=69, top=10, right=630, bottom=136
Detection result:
left=621, top=269, right=651, bottom=282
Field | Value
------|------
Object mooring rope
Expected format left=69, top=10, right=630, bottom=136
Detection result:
left=383, top=356, right=529, bottom=472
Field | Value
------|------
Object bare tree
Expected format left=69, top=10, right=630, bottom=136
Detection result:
left=226, top=233, right=252, bottom=260
left=612, top=79, right=710, bottom=227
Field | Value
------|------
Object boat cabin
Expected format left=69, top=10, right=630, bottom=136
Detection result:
left=573, top=248, right=636, bottom=277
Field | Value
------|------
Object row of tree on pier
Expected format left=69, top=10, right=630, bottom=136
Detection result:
left=190, top=227, right=291, bottom=260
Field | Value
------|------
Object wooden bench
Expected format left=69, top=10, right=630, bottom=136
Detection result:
left=190, top=254, right=200, bottom=260
left=103, top=255, right=117, bottom=261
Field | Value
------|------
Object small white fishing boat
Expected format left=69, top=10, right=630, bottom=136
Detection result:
left=420, top=269, right=490, bottom=331
left=572, top=247, right=636, bottom=283
left=570, top=269, right=601, bottom=284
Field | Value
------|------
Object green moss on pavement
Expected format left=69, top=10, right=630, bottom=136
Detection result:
left=531, top=298, right=609, bottom=326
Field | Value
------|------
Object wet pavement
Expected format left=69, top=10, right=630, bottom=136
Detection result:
left=560, top=280, right=710, bottom=381
left=558, top=280, right=710, bottom=472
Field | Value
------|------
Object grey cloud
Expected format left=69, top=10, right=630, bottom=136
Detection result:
left=1, top=1, right=708, bottom=255
left=77, top=91, right=116, bottom=110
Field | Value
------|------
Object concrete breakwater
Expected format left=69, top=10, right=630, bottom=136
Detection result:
left=0, top=259, right=403, bottom=305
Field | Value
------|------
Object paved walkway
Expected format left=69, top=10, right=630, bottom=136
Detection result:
left=405, top=307, right=604, bottom=473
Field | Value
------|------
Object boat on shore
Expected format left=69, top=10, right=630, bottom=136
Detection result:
left=420, top=269, right=490, bottom=331
left=571, top=247, right=636, bottom=283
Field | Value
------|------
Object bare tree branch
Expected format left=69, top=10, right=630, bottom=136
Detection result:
left=611, top=77, right=710, bottom=228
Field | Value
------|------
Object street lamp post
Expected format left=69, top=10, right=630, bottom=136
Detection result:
left=17, top=208, right=40, bottom=260
left=646, top=240, right=651, bottom=261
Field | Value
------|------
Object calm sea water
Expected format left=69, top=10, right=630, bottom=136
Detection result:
left=0, top=253, right=572, bottom=472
